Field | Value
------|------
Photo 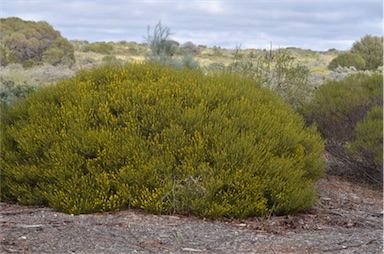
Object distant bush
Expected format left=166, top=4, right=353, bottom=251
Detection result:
left=102, top=55, right=124, bottom=65
left=42, top=47, right=65, bottom=66
left=144, top=21, right=198, bottom=69
left=211, top=46, right=223, bottom=57
left=180, top=54, right=199, bottom=69
left=1, top=63, right=325, bottom=217
left=205, top=62, right=226, bottom=73
left=180, top=41, right=201, bottom=55
left=81, top=42, right=114, bottom=54
left=69, top=40, right=89, bottom=51
left=302, top=72, right=383, bottom=185
left=212, top=46, right=311, bottom=110
left=113, top=41, right=142, bottom=56
left=328, top=52, right=366, bottom=71
left=351, top=34, right=383, bottom=70
left=144, top=21, right=178, bottom=63
left=0, top=17, right=75, bottom=67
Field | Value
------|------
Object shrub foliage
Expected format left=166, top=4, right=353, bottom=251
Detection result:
left=207, top=46, right=311, bottom=110
left=328, top=52, right=366, bottom=71
left=0, top=17, right=75, bottom=67
left=346, top=106, right=383, bottom=181
left=81, top=42, right=114, bottom=54
left=351, top=34, right=383, bottom=70
left=144, top=21, right=199, bottom=69
left=302, top=73, right=383, bottom=184
left=1, top=63, right=325, bottom=217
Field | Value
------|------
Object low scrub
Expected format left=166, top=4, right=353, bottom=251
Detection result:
left=328, top=52, right=366, bottom=71
left=81, top=42, right=114, bottom=54
left=346, top=106, right=383, bottom=181
left=0, top=63, right=75, bottom=105
left=206, top=47, right=312, bottom=111
left=1, top=63, right=326, bottom=218
left=302, top=72, right=383, bottom=185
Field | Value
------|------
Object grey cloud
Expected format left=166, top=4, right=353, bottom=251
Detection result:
left=2, top=0, right=382, bottom=50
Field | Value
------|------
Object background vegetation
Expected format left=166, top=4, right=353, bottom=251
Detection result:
left=302, top=73, right=383, bottom=185
left=328, top=52, right=366, bottom=71
left=0, top=17, right=75, bottom=67
left=350, top=34, right=383, bottom=70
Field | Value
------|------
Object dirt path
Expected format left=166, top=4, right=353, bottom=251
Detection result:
left=1, top=174, right=382, bottom=254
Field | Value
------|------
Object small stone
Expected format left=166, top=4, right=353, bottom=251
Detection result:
left=182, top=247, right=202, bottom=252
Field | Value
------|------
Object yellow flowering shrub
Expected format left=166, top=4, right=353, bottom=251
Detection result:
left=1, top=63, right=326, bottom=217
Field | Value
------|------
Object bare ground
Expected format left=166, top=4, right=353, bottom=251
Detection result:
left=1, top=171, right=383, bottom=254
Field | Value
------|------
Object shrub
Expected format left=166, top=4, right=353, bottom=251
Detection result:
left=0, top=79, right=36, bottom=106
left=346, top=106, right=383, bottom=183
left=144, top=21, right=199, bottom=69
left=211, top=46, right=223, bottom=56
left=328, top=52, right=366, bottom=71
left=21, top=59, right=43, bottom=68
left=1, top=17, right=75, bottom=66
left=144, top=21, right=178, bottom=64
left=1, top=63, right=326, bottom=217
left=205, top=62, right=226, bottom=73
left=181, top=54, right=199, bottom=70
left=217, top=46, right=311, bottom=111
left=102, top=55, right=124, bottom=66
left=0, top=63, right=75, bottom=105
left=351, top=34, right=383, bottom=70
left=81, top=42, right=114, bottom=54
left=181, top=41, right=201, bottom=55
left=42, top=48, right=65, bottom=66
left=302, top=72, right=383, bottom=184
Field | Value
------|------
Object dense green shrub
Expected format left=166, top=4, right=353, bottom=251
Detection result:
left=1, top=63, right=325, bottom=217
left=328, top=52, right=366, bottom=71
left=302, top=72, right=383, bottom=184
left=351, top=34, right=383, bottom=70
left=346, top=106, right=383, bottom=182
left=0, top=17, right=75, bottom=67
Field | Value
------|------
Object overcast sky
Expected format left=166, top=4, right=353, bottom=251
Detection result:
left=1, top=0, right=382, bottom=51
